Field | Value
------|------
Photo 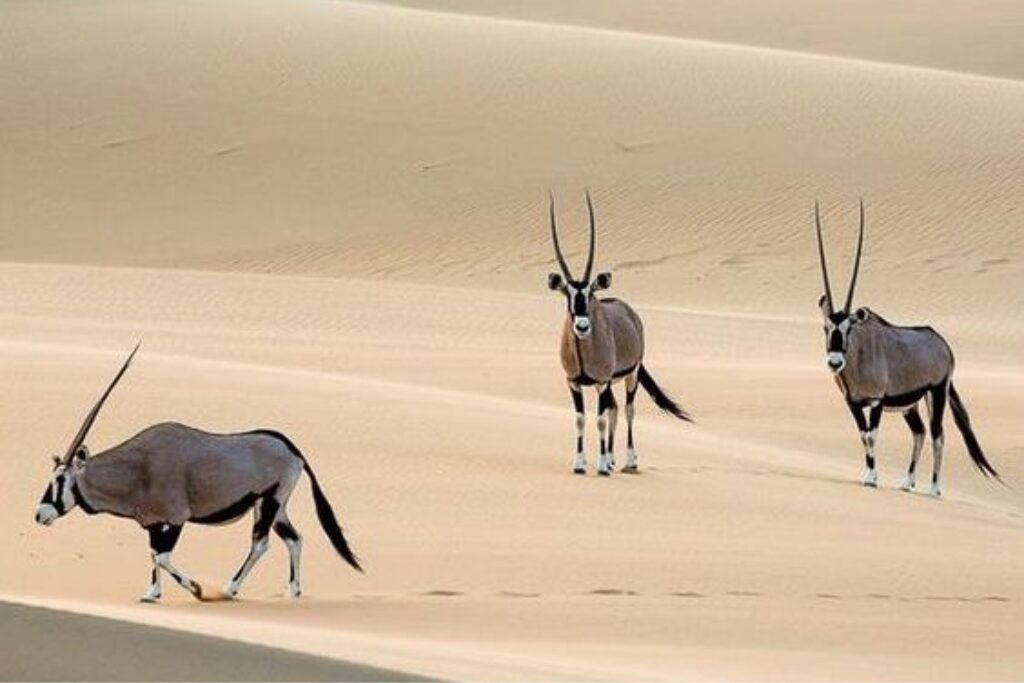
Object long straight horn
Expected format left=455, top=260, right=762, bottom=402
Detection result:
left=843, top=199, right=865, bottom=313
left=582, top=189, right=597, bottom=282
left=549, top=191, right=573, bottom=279
left=814, top=201, right=835, bottom=314
left=62, top=342, right=141, bottom=464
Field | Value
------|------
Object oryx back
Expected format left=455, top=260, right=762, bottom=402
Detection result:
left=79, top=422, right=302, bottom=527
left=842, top=311, right=953, bottom=405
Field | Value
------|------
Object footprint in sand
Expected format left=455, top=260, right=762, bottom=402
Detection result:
left=589, top=589, right=638, bottom=596
left=670, top=591, right=706, bottom=599
left=726, top=590, right=762, bottom=597
left=498, top=591, right=540, bottom=599
left=421, top=590, right=463, bottom=597
left=816, top=593, right=841, bottom=600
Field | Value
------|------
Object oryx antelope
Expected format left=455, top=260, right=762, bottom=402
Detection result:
left=814, top=201, right=999, bottom=496
left=547, top=191, right=691, bottom=476
left=35, top=344, right=362, bottom=602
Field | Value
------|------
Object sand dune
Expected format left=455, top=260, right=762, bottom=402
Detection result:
left=2, top=0, right=1022, bottom=320
left=367, top=0, right=1024, bottom=80
left=2, top=0, right=1022, bottom=680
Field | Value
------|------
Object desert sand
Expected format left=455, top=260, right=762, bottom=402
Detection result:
left=1, top=0, right=1022, bottom=680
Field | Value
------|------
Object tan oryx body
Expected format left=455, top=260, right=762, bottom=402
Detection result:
left=814, top=202, right=999, bottom=496
left=35, top=345, right=362, bottom=602
left=547, top=191, right=691, bottom=476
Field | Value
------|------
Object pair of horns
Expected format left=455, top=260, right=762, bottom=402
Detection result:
left=550, top=190, right=596, bottom=282
left=815, top=200, right=864, bottom=315
left=61, top=342, right=140, bottom=465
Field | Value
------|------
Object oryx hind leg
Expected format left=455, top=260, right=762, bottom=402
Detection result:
left=145, top=523, right=202, bottom=601
left=273, top=511, right=303, bottom=598
left=622, top=371, right=639, bottom=472
left=901, top=406, right=926, bottom=491
left=224, top=494, right=281, bottom=598
left=926, top=384, right=948, bottom=498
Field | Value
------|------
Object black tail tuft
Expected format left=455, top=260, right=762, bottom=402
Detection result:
left=249, top=430, right=363, bottom=572
left=949, top=383, right=1000, bottom=480
left=304, top=462, right=364, bottom=572
left=638, top=365, right=692, bottom=422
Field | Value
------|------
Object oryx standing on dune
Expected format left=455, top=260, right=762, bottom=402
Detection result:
left=547, top=191, right=691, bottom=476
left=35, top=344, right=362, bottom=602
left=814, top=201, right=999, bottom=496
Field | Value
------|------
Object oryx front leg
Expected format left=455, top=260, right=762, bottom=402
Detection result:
left=141, top=551, right=162, bottom=603
left=901, top=407, right=926, bottom=491
left=225, top=496, right=279, bottom=599
left=273, top=515, right=303, bottom=598
left=569, top=383, right=586, bottom=475
left=622, top=372, right=639, bottom=472
left=600, top=384, right=618, bottom=474
left=147, top=523, right=202, bottom=601
left=596, top=383, right=614, bottom=476
left=848, top=402, right=880, bottom=487
left=927, top=386, right=948, bottom=498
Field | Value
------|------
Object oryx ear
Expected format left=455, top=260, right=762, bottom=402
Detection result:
left=51, top=455, right=61, bottom=466
left=74, top=445, right=89, bottom=461
left=818, top=294, right=830, bottom=316
left=853, top=307, right=868, bottom=322
left=547, top=272, right=565, bottom=291
left=593, top=272, right=612, bottom=290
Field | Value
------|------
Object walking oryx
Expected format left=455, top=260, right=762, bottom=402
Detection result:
left=814, top=201, right=999, bottom=496
left=547, top=191, right=691, bottom=476
left=35, top=344, right=362, bottom=602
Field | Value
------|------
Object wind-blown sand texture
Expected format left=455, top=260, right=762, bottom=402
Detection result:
left=1, top=1, right=1022, bottom=680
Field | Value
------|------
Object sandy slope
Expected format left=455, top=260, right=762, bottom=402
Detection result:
left=2, top=0, right=1023, bottom=680
left=0, top=601, right=422, bottom=682
left=2, top=264, right=1021, bottom=680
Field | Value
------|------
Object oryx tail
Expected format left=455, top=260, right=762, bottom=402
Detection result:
left=638, top=365, right=691, bottom=422
left=949, top=384, right=999, bottom=480
left=254, top=430, right=363, bottom=572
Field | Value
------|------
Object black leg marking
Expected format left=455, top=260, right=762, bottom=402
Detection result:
left=846, top=401, right=868, bottom=433
left=928, top=384, right=948, bottom=495
left=865, top=404, right=883, bottom=471
left=598, top=384, right=615, bottom=459
left=904, top=407, right=925, bottom=476
left=273, top=519, right=301, bottom=585
left=570, top=384, right=585, bottom=473
left=230, top=496, right=280, bottom=585
left=147, top=524, right=183, bottom=555
left=625, top=383, right=638, bottom=451
left=929, top=386, right=947, bottom=440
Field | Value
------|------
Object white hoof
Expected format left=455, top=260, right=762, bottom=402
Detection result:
left=288, top=582, right=302, bottom=599
left=862, top=469, right=879, bottom=488
left=572, top=452, right=587, bottom=475
left=139, top=589, right=162, bottom=603
left=929, top=484, right=943, bottom=498
left=223, top=582, right=239, bottom=599
left=598, top=454, right=612, bottom=477
left=901, top=475, right=916, bottom=492
left=624, top=449, right=638, bottom=472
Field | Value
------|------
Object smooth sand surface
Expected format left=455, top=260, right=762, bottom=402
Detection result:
left=2, top=1, right=1023, bottom=680
left=0, top=600, right=428, bottom=682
